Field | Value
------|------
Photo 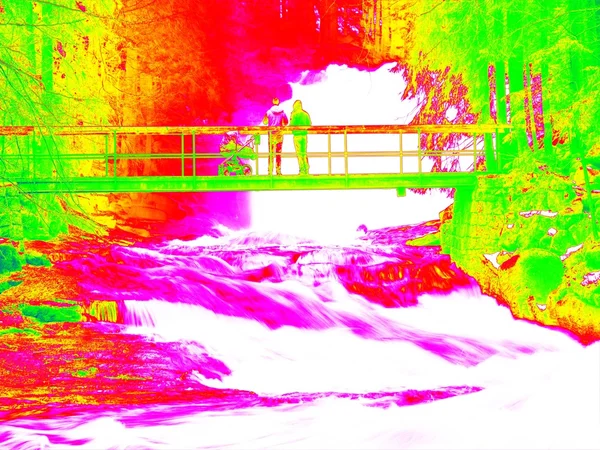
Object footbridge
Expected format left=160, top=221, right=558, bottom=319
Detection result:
left=0, top=125, right=510, bottom=194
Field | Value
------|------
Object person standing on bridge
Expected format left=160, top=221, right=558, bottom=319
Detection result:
left=262, top=97, right=289, bottom=175
left=289, top=100, right=312, bottom=175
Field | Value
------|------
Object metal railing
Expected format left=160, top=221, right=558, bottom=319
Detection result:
left=0, top=124, right=510, bottom=181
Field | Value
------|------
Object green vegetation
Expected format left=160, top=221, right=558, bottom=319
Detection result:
left=72, top=367, right=98, bottom=378
left=406, top=232, right=441, bottom=247
left=0, top=280, right=22, bottom=295
left=20, top=304, right=82, bottom=324
left=513, top=249, right=565, bottom=301
left=0, top=327, right=41, bottom=337
left=0, top=1, right=122, bottom=243
left=24, top=253, right=51, bottom=268
left=390, top=0, right=600, bottom=335
left=0, top=245, right=22, bottom=274
left=585, top=249, right=600, bottom=271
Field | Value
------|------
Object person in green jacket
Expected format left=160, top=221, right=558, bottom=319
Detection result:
left=289, top=100, right=312, bottom=175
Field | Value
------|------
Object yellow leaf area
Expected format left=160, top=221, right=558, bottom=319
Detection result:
left=447, top=165, right=600, bottom=344
left=0, top=238, right=213, bottom=418
left=494, top=245, right=600, bottom=345
left=0, top=307, right=226, bottom=419
left=0, top=323, right=132, bottom=416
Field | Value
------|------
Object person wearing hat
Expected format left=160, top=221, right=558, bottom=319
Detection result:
left=289, top=100, right=312, bottom=175
left=262, top=97, right=289, bottom=175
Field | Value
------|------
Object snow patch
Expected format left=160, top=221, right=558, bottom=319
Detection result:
left=582, top=271, right=600, bottom=287
left=561, top=243, right=583, bottom=261
left=483, top=252, right=501, bottom=269
left=519, top=210, right=558, bottom=218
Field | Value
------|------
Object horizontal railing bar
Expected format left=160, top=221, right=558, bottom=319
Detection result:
left=0, top=150, right=486, bottom=161
left=0, top=124, right=511, bottom=137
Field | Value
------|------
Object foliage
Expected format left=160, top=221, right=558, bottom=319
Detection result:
left=0, top=1, right=117, bottom=127
left=0, top=327, right=41, bottom=336
left=406, top=232, right=441, bottom=247
left=394, top=0, right=598, bottom=126
left=0, top=1, right=122, bottom=239
left=0, top=280, right=22, bottom=295
left=358, top=0, right=600, bottom=204
left=72, top=367, right=98, bottom=378
left=20, top=304, right=82, bottom=323
left=0, top=0, right=234, bottom=241
left=0, top=244, right=22, bottom=274
left=584, top=249, right=600, bottom=271
left=25, top=253, right=51, bottom=267
left=513, top=248, right=565, bottom=301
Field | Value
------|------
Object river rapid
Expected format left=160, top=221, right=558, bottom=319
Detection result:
left=1, top=219, right=599, bottom=450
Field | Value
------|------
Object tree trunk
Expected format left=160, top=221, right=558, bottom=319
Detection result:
left=568, top=0, right=598, bottom=238
left=287, top=0, right=317, bottom=43
left=319, top=0, right=338, bottom=51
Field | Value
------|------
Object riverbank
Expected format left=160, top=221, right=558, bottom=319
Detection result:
left=435, top=171, right=600, bottom=344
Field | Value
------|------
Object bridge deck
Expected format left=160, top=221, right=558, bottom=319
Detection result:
left=13, top=173, right=479, bottom=194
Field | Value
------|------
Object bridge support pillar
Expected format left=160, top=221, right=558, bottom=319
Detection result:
left=441, top=186, right=476, bottom=263
left=396, top=187, right=406, bottom=197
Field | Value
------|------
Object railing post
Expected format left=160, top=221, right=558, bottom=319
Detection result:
left=255, top=132, right=259, bottom=175
left=473, top=133, right=477, bottom=172
left=192, top=131, right=196, bottom=177
left=417, top=129, right=422, bottom=173
left=113, top=130, right=117, bottom=177
left=343, top=130, right=348, bottom=178
left=29, top=131, right=34, bottom=180
left=104, top=133, right=109, bottom=177
left=483, top=130, right=496, bottom=173
left=181, top=133, right=185, bottom=176
left=328, top=133, right=332, bottom=175
left=495, top=127, right=501, bottom=170
left=0, top=133, right=4, bottom=179
left=268, top=130, right=274, bottom=188
left=268, top=131, right=273, bottom=179
left=399, top=132, right=403, bottom=174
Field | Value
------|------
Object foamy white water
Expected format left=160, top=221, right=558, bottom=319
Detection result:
left=250, top=63, right=451, bottom=245
left=121, top=287, right=590, bottom=395
left=3, top=286, right=599, bottom=449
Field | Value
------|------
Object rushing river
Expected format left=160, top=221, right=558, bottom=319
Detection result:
left=1, top=220, right=599, bottom=450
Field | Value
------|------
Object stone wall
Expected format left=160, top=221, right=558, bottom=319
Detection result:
left=438, top=170, right=600, bottom=342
